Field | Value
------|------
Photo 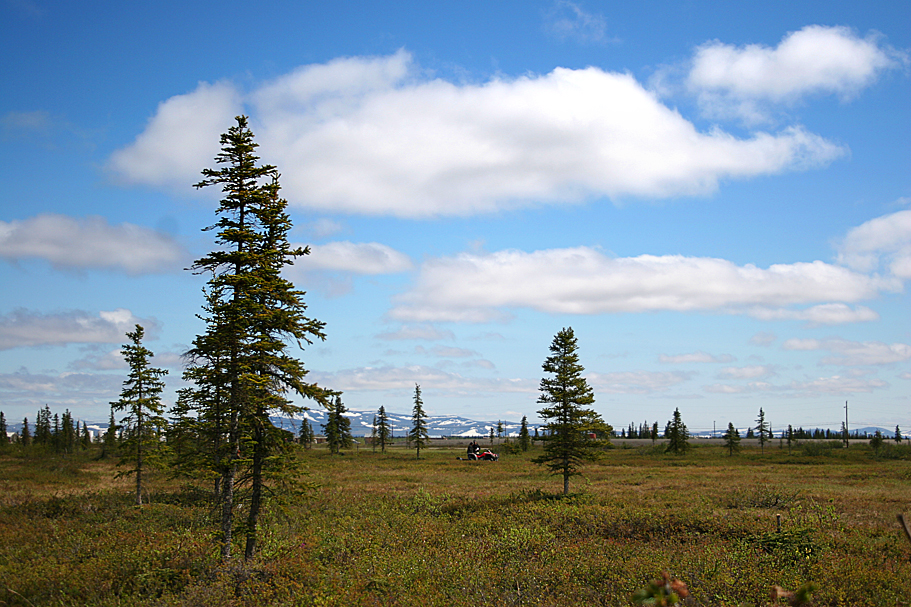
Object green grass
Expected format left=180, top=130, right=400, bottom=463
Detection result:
left=1, top=441, right=910, bottom=605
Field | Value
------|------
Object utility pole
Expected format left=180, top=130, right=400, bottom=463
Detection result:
left=713, top=421, right=716, bottom=439
left=844, top=400, right=849, bottom=448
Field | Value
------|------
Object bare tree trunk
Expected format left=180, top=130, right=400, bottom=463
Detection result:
left=220, top=462, right=235, bottom=560
left=136, top=462, right=143, bottom=505
left=220, top=410, right=239, bottom=560
left=244, top=421, right=264, bottom=560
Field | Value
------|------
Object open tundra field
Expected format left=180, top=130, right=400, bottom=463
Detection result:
left=2, top=440, right=911, bottom=606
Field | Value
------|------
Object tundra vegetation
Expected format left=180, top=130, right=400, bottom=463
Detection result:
left=3, top=121, right=909, bottom=605
left=2, top=435, right=911, bottom=606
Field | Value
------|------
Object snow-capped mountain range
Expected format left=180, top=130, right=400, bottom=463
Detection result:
left=279, top=409, right=525, bottom=438
left=3, top=410, right=527, bottom=439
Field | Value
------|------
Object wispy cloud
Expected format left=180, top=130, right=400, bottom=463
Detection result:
left=717, top=365, right=776, bottom=380
left=414, top=345, right=480, bottom=359
left=0, top=214, right=187, bottom=274
left=704, top=373, right=887, bottom=395
left=588, top=370, right=693, bottom=394
left=306, top=218, right=345, bottom=239
left=109, top=50, right=845, bottom=217
left=5, top=0, right=44, bottom=18
left=301, top=241, right=413, bottom=274
left=747, top=303, right=879, bottom=325
left=0, top=110, right=51, bottom=137
left=0, top=308, right=159, bottom=350
left=659, top=351, right=734, bottom=364
left=783, top=338, right=911, bottom=366
left=310, top=364, right=536, bottom=397
left=375, top=324, right=455, bottom=342
left=544, top=1, right=610, bottom=45
left=787, top=375, right=888, bottom=395
left=68, top=345, right=182, bottom=371
left=750, top=331, right=777, bottom=346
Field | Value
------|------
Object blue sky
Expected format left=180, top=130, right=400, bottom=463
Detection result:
left=1, top=0, right=910, bottom=435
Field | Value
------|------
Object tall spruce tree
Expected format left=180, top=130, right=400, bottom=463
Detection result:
left=60, top=409, right=76, bottom=454
left=665, top=408, right=690, bottom=455
left=532, top=328, right=610, bottom=495
left=323, top=396, right=353, bottom=454
left=756, top=407, right=770, bottom=454
left=182, top=115, right=331, bottom=560
left=408, top=384, right=429, bottom=458
left=0, top=412, right=7, bottom=447
left=101, top=407, right=119, bottom=459
left=111, top=325, right=168, bottom=506
left=20, top=417, right=31, bottom=447
left=518, top=415, right=531, bottom=452
left=376, top=406, right=391, bottom=453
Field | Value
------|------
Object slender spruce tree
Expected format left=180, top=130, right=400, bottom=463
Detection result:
left=756, top=407, right=770, bottom=454
left=182, top=115, right=332, bottom=560
left=101, top=407, right=118, bottom=459
left=370, top=416, right=378, bottom=452
left=0, top=412, right=7, bottom=448
left=518, top=415, right=531, bottom=452
left=20, top=417, right=31, bottom=447
left=408, top=384, right=429, bottom=458
left=722, top=422, right=741, bottom=456
left=111, top=324, right=169, bottom=506
left=81, top=421, right=91, bottom=449
left=533, top=327, right=610, bottom=495
left=376, top=406, right=391, bottom=453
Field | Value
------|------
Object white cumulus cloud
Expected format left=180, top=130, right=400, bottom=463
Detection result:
left=0, top=214, right=186, bottom=273
left=109, top=51, right=845, bottom=217
left=107, top=81, right=242, bottom=191
left=684, top=25, right=907, bottom=122
left=836, top=207, right=911, bottom=279
left=389, top=246, right=897, bottom=323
